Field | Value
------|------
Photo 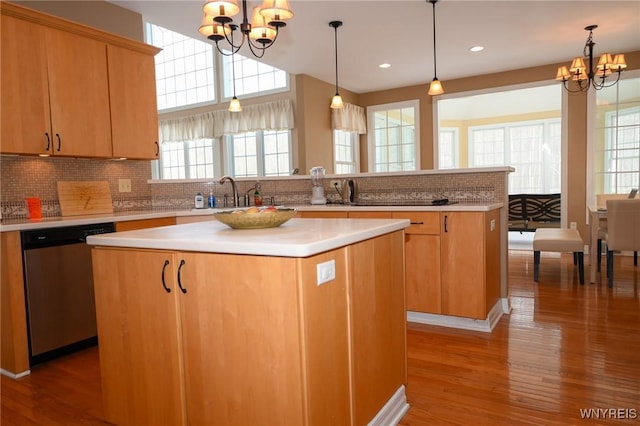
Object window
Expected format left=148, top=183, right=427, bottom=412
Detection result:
left=146, top=23, right=216, bottom=111
left=158, top=139, right=221, bottom=179
left=436, top=84, right=562, bottom=193
left=222, top=54, right=288, bottom=99
left=367, top=100, right=419, bottom=172
left=469, top=120, right=561, bottom=193
left=146, top=23, right=293, bottom=180
left=225, top=130, right=292, bottom=177
left=334, top=130, right=359, bottom=174
left=593, top=76, right=640, bottom=195
left=438, top=128, right=458, bottom=169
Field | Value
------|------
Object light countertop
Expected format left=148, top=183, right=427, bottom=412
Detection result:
left=0, top=202, right=502, bottom=232
left=86, top=218, right=410, bottom=257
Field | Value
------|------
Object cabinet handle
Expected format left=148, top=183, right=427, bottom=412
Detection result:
left=161, top=260, right=171, bottom=293
left=44, top=133, right=51, bottom=151
left=154, top=141, right=159, bottom=156
left=410, top=221, right=424, bottom=225
left=444, top=215, right=448, bottom=233
left=177, top=259, right=187, bottom=294
left=55, top=133, right=61, bottom=152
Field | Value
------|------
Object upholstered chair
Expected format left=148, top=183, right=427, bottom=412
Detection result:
left=605, top=199, right=640, bottom=288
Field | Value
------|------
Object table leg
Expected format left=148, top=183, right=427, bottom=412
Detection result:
left=589, top=210, right=598, bottom=283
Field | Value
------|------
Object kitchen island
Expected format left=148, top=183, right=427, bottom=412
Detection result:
left=87, top=218, right=410, bottom=426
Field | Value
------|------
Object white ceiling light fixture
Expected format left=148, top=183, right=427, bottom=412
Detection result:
left=379, top=63, right=391, bottom=69
left=198, top=0, right=293, bottom=58
left=329, top=20, right=344, bottom=109
left=427, top=0, right=444, bottom=96
left=469, top=46, right=484, bottom=52
left=555, top=25, right=627, bottom=93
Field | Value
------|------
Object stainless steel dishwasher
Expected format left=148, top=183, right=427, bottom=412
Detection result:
left=21, top=222, right=115, bottom=365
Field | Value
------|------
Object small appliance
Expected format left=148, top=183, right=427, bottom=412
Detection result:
left=310, top=166, right=327, bottom=205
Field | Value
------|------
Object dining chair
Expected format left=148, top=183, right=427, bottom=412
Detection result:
left=605, top=199, right=640, bottom=288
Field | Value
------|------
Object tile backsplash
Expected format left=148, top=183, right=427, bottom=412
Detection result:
left=1, top=156, right=151, bottom=219
left=1, top=155, right=509, bottom=220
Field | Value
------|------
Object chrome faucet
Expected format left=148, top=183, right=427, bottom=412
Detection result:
left=219, top=175, right=239, bottom=207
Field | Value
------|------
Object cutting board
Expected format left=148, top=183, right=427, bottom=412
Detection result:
left=57, top=181, right=114, bottom=216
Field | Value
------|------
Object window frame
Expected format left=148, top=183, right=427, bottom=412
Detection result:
left=333, top=129, right=360, bottom=174
left=366, top=99, right=420, bottom=172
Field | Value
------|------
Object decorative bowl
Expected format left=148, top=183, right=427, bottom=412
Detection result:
left=213, top=207, right=297, bottom=229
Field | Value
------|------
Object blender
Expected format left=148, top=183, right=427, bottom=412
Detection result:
left=310, top=166, right=327, bottom=205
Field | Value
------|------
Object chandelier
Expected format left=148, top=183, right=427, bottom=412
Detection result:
left=198, top=0, right=293, bottom=58
left=556, top=25, right=626, bottom=93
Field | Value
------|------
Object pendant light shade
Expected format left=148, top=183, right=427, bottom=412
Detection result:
left=427, top=0, right=444, bottom=96
left=229, top=96, right=242, bottom=112
left=329, top=20, right=344, bottom=109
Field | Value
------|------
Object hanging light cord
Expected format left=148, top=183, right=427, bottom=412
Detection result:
left=330, top=21, right=342, bottom=96
left=431, top=0, right=438, bottom=80
left=231, top=54, right=237, bottom=98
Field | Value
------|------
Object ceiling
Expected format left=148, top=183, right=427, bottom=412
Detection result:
left=110, top=1, right=640, bottom=94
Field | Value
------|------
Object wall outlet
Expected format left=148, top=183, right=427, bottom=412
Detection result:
left=118, top=178, right=132, bottom=193
left=329, top=180, right=341, bottom=189
left=570, top=221, right=577, bottom=230
left=316, top=259, right=336, bottom=285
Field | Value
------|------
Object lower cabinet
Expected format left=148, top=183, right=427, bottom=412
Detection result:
left=440, top=210, right=501, bottom=319
left=393, top=210, right=501, bottom=320
left=91, top=230, right=406, bottom=426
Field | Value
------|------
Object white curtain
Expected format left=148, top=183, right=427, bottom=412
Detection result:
left=331, top=102, right=367, bottom=134
left=159, top=99, right=295, bottom=143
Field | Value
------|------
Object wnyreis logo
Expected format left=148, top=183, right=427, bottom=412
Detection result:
left=579, top=408, right=637, bottom=420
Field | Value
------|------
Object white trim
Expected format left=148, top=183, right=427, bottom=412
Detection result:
left=407, top=299, right=507, bottom=333
left=367, top=385, right=409, bottom=426
left=1, top=368, right=31, bottom=379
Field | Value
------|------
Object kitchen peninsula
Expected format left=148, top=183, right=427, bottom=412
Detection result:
left=87, top=218, right=409, bottom=426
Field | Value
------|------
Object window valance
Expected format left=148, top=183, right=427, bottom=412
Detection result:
left=159, top=99, right=295, bottom=143
left=331, top=102, right=367, bottom=134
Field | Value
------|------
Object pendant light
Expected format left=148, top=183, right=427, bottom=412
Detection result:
left=427, top=0, right=444, bottom=96
left=329, top=20, right=344, bottom=109
left=228, top=52, right=242, bottom=112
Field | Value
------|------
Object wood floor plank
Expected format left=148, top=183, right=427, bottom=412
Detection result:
left=1, top=250, right=638, bottom=425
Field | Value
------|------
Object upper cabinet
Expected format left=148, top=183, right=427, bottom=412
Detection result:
left=1, top=14, right=52, bottom=155
left=45, top=27, right=112, bottom=157
left=108, top=45, right=160, bottom=159
left=0, top=3, right=160, bottom=159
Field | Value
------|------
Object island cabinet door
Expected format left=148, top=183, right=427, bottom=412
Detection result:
left=440, top=212, right=487, bottom=319
left=91, top=248, right=185, bottom=426
left=177, top=252, right=307, bottom=426
left=348, top=231, right=407, bottom=425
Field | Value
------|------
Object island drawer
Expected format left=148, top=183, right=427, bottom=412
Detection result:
left=392, top=212, right=440, bottom=234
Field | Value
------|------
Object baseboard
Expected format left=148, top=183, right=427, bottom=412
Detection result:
left=1, top=368, right=31, bottom=379
left=368, top=385, right=409, bottom=426
left=407, top=299, right=508, bottom=333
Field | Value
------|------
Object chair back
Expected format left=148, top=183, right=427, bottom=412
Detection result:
left=606, top=199, right=640, bottom=251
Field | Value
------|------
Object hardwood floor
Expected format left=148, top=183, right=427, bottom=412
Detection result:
left=2, top=251, right=639, bottom=425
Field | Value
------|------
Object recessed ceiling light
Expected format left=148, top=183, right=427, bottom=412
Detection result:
left=469, top=46, right=484, bottom=52
left=379, top=63, right=391, bottom=69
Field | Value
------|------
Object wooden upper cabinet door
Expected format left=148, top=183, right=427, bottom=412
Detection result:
left=108, top=45, right=159, bottom=159
left=1, top=15, right=52, bottom=155
left=45, top=27, right=112, bottom=158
